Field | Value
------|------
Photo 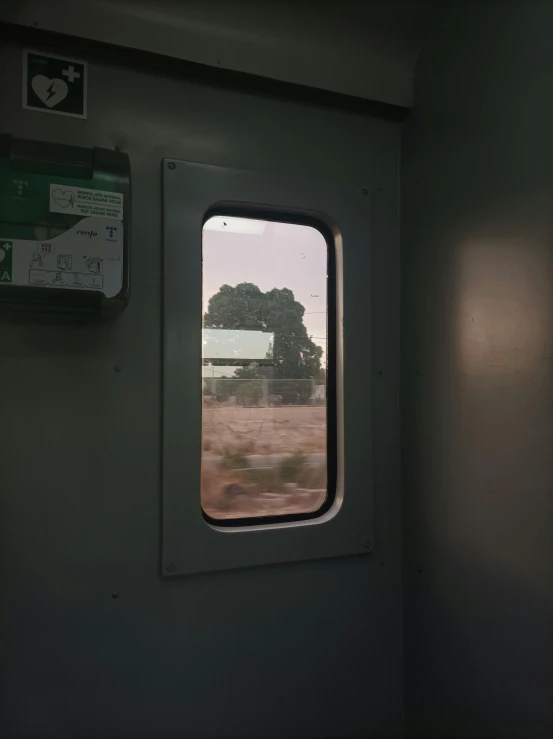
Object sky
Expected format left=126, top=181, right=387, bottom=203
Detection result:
left=202, top=217, right=328, bottom=378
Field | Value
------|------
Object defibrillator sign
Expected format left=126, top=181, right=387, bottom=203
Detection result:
left=23, top=50, right=87, bottom=119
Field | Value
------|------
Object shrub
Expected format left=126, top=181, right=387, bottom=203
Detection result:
left=235, top=381, right=262, bottom=405
left=246, top=467, right=282, bottom=491
left=278, top=451, right=307, bottom=483
left=221, top=450, right=250, bottom=470
left=298, top=462, right=327, bottom=490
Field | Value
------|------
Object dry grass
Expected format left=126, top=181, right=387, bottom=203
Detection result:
left=201, top=457, right=327, bottom=520
left=201, top=404, right=327, bottom=519
left=202, top=405, right=326, bottom=457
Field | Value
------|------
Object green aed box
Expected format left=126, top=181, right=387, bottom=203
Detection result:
left=0, top=134, right=130, bottom=318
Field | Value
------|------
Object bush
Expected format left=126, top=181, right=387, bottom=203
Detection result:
left=298, top=462, right=326, bottom=490
left=246, top=467, right=282, bottom=491
left=242, top=456, right=326, bottom=493
left=221, top=450, right=250, bottom=470
left=278, top=451, right=307, bottom=483
left=235, top=381, right=262, bottom=406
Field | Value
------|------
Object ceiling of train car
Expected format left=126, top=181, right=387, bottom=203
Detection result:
left=2, top=0, right=431, bottom=107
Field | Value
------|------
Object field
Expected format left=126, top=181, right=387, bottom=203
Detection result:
left=201, top=404, right=327, bottom=519
left=203, top=404, right=326, bottom=456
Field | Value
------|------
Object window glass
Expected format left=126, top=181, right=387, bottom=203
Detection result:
left=202, top=215, right=331, bottom=522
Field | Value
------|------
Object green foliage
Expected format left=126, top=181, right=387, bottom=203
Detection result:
left=244, top=456, right=326, bottom=492
left=278, top=451, right=307, bottom=483
left=221, top=450, right=250, bottom=470
left=235, top=381, right=262, bottom=405
left=246, top=467, right=282, bottom=491
left=204, top=377, right=236, bottom=402
left=204, top=282, right=322, bottom=381
left=297, top=462, right=327, bottom=490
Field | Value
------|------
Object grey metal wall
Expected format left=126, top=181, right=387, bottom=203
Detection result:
left=402, top=2, right=553, bottom=738
left=4, top=0, right=429, bottom=107
left=0, top=38, right=401, bottom=738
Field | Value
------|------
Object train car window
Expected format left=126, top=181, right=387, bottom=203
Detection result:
left=162, top=158, right=371, bottom=575
left=201, top=215, right=335, bottom=525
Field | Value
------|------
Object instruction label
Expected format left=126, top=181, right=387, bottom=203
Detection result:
left=0, top=240, right=13, bottom=283
left=0, top=217, right=123, bottom=298
left=50, top=184, right=123, bottom=220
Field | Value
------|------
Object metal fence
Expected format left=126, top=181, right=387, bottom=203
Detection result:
left=203, top=377, right=326, bottom=406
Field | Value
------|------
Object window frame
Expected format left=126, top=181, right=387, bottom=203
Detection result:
left=201, top=207, right=337, bottom=527
left=162, top=158, right=373, bottom=576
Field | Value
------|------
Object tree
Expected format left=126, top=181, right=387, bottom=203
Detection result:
left=204, top=282, right=323, bottom=380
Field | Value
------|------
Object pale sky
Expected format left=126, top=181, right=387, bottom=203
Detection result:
left=202, top=217, right=328, bottom=377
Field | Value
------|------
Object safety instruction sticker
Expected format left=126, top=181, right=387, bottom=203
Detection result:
left=49, top=184, right=123, bottom=220
left=0, top=217, right=123, bottom=298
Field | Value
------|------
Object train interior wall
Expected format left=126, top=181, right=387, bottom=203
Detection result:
left=402, top=2, right=553, bottom=738
left=1, top=1, right=553, bottom=737
left=0, top=25, right=401, bottom=739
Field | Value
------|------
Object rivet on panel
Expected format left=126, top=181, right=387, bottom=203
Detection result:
left=167, top=162, right=176, bottom=170
left=114, top=366, right=121, bottom=373
left=112, top=592, right=119, bottom=599
left=361, top=188, right=368, bottom=196
left=166, top=564, right=176, bottom=573
left=364, top=541, right=372, bottom=551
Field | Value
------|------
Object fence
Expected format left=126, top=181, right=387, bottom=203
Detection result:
left=203, top=377, right=326, bottom=406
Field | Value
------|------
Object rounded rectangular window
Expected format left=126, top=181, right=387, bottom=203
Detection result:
left=201, top=213, right=336, bottom=525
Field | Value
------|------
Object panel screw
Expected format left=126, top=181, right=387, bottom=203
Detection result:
left=379, top=560, right=384, bottom=566
left=114, top=146, right=121, bottom=152
left=167, top=161, right=176, bottom=170
left=377, top=369, right=383, bottom=375
left=418, top=567, right=423, bottom=573
left=364, top=540, right=372, bottom=550
left=361, top=188, right=368, bottom=196
left=166, top=564, right=176, bottom=573
left=114, top=366, right=121, bottom=373
left=112, top=592, right=119, bottom=599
